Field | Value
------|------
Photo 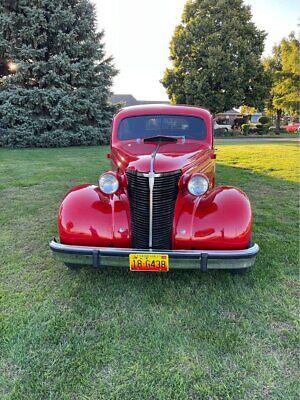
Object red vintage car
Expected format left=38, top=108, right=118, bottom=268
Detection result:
left=50, top=105, right=259, bottom=273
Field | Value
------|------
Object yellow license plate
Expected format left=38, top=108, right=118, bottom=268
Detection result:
left=129, top=253, right=169, bottom=272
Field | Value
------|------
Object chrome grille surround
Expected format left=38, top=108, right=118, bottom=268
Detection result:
left=126, top=170, right=181, bottom=249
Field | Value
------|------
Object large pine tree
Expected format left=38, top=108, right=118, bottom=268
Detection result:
left=162, top=0, right=270, bottom=114
left=0, top=0, right=117, bottom=147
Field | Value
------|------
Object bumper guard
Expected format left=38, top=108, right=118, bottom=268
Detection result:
left=49, top=240, right=259, bottom=270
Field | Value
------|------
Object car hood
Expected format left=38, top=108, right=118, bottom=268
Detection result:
left=111, top=141, right=212, bottom=174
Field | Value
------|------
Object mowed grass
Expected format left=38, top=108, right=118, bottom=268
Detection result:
left=0, top=142, right=299, bottom=399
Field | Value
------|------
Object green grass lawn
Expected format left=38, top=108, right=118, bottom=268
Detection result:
left=217, top=132, right=299, bottom=139
left=0, top=143, right=299, bottom=399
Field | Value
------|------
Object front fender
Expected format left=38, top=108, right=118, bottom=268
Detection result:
left=58, top=185, right=131, bottom=247
left=173, top=186, right=252, bottom=250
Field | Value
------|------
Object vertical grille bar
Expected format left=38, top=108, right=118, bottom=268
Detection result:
left=126, top=170, right=181, bottom=249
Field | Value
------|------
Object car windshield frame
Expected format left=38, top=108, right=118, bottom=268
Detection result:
left=117, top=114, right=207, bottom=141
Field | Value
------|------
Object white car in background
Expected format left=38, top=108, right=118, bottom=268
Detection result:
left=214, top=121, right=232, bottom=132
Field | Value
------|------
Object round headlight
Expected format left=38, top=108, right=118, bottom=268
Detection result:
left=187, top=174, right=209, bottom=196
left=99, top=173, right=119, bottom=194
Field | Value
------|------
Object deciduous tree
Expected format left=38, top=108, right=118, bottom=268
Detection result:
left=264, top=33, right=300, bottom=132
left=162, top=0, right=270, bottom=114
left=240, top=106, right=257, bottom=116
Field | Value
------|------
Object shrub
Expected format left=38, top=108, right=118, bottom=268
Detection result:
left=214, top=128, right=232, bottom=137
left=258, top=116, right=270, bottom=124
left=256, top=124, right=264, bottom=134
left=256, top=123, right=271, bottom=135
left=249, top=125, right=258, bottom=134
left=241, top=124, right=250, bottom=134
left=234, top=117, right=249, bottom=129
left=262, top=123, right=271, bottom=134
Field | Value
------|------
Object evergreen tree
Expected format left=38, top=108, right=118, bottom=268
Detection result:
left=0, top=52, right=10, bottom=80
left=161, top=0, right=270, bottom=114
left=0, top=0, right=117, bottom=147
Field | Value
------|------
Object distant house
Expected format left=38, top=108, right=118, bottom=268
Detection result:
left=215, top=109, right=242, bottom=125
left=110, top=94, right=169, bottom=107
left=110, top=94, right=138, bottom=106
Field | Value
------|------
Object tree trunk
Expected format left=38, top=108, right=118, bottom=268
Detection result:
left=275, top=109, right=282, bottom=134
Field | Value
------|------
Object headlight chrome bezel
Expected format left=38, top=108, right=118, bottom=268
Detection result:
left=187, top=174, right=209, bottom=196
left=99, top=172, right=119, bottom=195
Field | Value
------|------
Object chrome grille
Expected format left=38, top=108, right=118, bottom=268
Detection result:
left=126, top=170, right=181, bottom=249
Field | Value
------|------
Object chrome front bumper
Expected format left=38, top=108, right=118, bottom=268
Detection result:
left=49, top=240, right=259, bottom=271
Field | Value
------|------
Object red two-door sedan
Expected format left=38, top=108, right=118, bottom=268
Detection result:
left=50, top=105, right=259, bottom=273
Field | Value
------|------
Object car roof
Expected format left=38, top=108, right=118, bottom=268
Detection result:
left=115, top=104, right=212, bottom=119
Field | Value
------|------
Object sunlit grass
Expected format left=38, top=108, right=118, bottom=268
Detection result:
left=0, top=143, right=299, bottom=399
left=216, top=143, right=299, bottom=183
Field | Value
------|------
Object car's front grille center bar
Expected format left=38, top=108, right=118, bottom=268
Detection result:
left=126, top=169, right=181, bottom=250
left=148, top=143, right=160, bottom=248
left=148, top=170, right=155, bottom=248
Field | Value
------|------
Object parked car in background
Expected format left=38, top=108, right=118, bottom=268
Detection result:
left=282, top=123, right=300, bottom=133
left=50, top=105, right=259, bottom=273
left=214, top=120, right=232, bottom=132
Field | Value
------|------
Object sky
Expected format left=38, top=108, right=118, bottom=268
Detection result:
left=93, top=0, right=299, bottom=101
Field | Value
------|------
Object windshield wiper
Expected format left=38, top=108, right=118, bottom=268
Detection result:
left=143, top=135, right=184, bottom=143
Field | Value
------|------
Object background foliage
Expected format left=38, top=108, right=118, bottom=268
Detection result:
left=264, top=33, right=300, bottom=131
left=162, top=0, right=270, bottom=114
left=0, top=0, right=117, bottom=148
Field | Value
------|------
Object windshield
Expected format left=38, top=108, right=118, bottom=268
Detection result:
left=118, top=115, right=207, bottom=141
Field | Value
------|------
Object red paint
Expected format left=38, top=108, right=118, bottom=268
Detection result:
left=110, top=105, right=215, bottom=178
left=59, top=185, right=131, bottom=247
left=282, top=123, right=300, bottom=133
left=58, top=104, right=253, bottom=250
left=173, top=187, right=252, bottom=250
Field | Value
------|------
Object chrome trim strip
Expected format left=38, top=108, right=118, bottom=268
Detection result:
left=148, top=169, right=155, bottom=248
left=148, top=143, right=160, bottom=248
left=142, top=173, right=161, bottom=177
